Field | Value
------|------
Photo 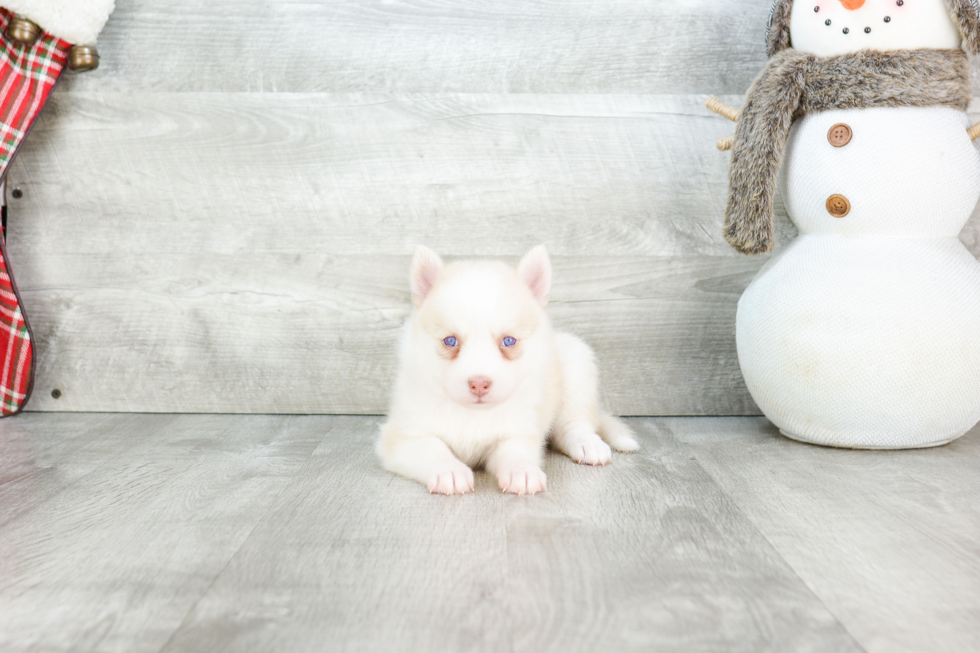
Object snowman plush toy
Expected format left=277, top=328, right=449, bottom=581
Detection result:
left=710, top=0, right=980, bottom=448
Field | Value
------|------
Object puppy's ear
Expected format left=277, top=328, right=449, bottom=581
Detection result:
left=410, top=246, right=444, bottom=308
left=517, top=245, right=552, bottom=307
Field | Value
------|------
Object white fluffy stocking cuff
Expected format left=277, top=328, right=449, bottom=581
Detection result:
left=1, top=0, right=115, bottom=44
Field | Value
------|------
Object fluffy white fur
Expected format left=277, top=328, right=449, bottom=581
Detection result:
left=3, top=0, right=115, bottom=44
left=377, top=245, right=639, bottom=496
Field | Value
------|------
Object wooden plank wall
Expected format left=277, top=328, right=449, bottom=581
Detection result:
left=5, top=0, right=980, bottom=414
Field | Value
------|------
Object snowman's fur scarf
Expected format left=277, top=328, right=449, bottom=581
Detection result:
left=726, top=47, right=970, bottom=254
left=767, top=0, right=980, bottom=56
left=377, top=245, right=639, bottom=495
left=766, top=0, right=794, bottom=57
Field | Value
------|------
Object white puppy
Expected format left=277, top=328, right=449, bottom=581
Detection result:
left=377, top=245, right=639, bottom=495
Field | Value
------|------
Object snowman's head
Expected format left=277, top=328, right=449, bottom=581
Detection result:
left=767, top=0, right=980, bottom=57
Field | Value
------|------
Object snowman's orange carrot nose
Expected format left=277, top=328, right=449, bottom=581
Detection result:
left=839, top=0, right=866, bottom=9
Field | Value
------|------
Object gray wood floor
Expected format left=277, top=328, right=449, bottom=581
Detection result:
left=0, top=413, right=977, bottom=652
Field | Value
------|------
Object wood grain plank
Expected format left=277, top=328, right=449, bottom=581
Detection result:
left=11, top=253, right=761, bottom=415
left=0, top=413, right=162, bottom=527
left=669, top=417, right=980, bottom=653
left=59, top=0, right=773, bottom=95
left=0, top=412, right=113, bottom=476
left=502, top=418, right=861, bottom=653
left=8, top=413, right=976, bottom=651
left=160, top=415, right=859, bottom=653
left=3, top=92, right=775, bottom=414
left=0, top=413, right=327, bottom=653
left=160, top=415, right=513, bottom=653
left=6, top=93, right=766, bottom=258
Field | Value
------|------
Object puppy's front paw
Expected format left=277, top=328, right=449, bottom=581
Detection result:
left=427, top=463, right=474, bottom=495
left=563, top=431, right=612, bottom=466
left=575, top=440, right=612, bottom=466
left=498, top=468, right=547, bottom=495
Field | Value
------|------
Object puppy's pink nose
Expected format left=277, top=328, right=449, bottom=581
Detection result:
left=468, top=376, right=492, bottom=397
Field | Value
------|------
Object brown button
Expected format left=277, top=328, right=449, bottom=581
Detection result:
left=828, top=123, right=852, bottom=147
left=826, top=194, right=850, bottom=218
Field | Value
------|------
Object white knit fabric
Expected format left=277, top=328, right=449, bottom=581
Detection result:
left=783, top=107, right=980, bottom=238
left=739, top=236, right=980, bottom=448
left=739, top=106, right=980, bottom=448
left=1, top=0, right=114, bottom=44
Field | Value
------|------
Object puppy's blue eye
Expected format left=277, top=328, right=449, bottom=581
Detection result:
left=502, top=336, right=517, bottom=347
left=443, top=336, right=457, bottom=347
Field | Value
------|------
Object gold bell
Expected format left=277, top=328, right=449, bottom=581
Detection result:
left=68, top=45, right=100, bottom=72
left=5, top=15, right=41, bottom=46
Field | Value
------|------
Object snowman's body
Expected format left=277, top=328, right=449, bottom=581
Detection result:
left=737, top=1, right=980, bottom=447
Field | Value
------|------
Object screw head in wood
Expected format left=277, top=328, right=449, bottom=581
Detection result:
left=68, top=45, right=100, bottom=72
left=6, top=15, right=41, bottom=46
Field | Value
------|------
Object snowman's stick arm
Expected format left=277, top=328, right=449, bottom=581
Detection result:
left=706, top=97, right=740, bottom=122
left=705, top=98, right=740, bottom=151
left=708, top=98, right=980, bottom=145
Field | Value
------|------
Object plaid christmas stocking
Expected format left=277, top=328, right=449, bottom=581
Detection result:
left=0, top=8, right=70, bottom=414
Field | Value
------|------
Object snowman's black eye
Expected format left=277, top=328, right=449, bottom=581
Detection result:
left=864, top=27, right=871, bottom=33
left=897, top=0, right=903, bottom=5
left=843, top=27, right=850, bottom=34
left=884, top=16, right=891, bottom=22
left=814, top=5, right=820, bottom=11
left=826, top=19, right=832, bottom=25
